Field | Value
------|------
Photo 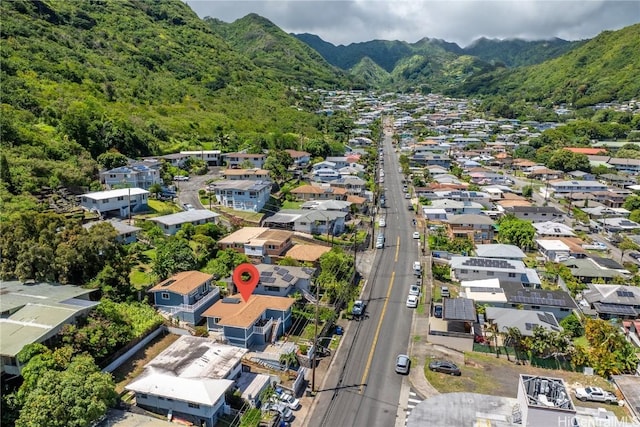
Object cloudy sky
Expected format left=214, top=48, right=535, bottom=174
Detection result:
left=184, top=0, right=639, bottom=47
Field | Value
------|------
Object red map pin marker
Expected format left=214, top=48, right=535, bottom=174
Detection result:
left=233, top=263, right=260, bottom=303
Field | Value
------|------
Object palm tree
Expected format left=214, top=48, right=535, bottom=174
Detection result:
left=279, top=351, right=298, bottom=371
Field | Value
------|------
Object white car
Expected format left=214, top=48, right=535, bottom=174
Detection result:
left=173, top=175, right=189, bottom=181
left=412, top=232, right=420, bottom=239
left=406, top=294, right=419, bottom=308
left=279, top=392, right=301, bottom=410
left=413, top=261, right=421, bottom=271
left=379, top=218, right=386, bottom=227
left=409, top=284, right=421, bottom=296
left=405, top=193, right=411, bottom=199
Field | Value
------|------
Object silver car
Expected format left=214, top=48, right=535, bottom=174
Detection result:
left=395, top=354, right=410, bottom=374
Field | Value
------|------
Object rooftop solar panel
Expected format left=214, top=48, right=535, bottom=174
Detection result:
left=282, top=274, right=294, bottom=282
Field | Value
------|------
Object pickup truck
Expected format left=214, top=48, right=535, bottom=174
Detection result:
left=574, top=386, right=617, bottom=404
left=352, top=300, right=366, bottom=318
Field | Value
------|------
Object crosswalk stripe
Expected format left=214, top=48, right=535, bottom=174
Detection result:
left=408, top=398, right=421, bottom=404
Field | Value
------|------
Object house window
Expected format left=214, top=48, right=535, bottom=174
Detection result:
left=487, top=271, right=494, bottom=276
left=117, top=196, right=124, bottom=201
left=102, top=199, right=108, bottom=204
left=531, top=305, right=541, bottom=309
left=508, top=273, right=516, bottom=278
left=460, top=269, right=468, bottom=274
left=265, top=286, right=279, bottom=292
left=139, top=394, right=148, bottom=399
left=188, top=403, right=200, bottom=409
left=560, top=308, right=569, bottom=312
left=161, top=292, right=170, bottom=300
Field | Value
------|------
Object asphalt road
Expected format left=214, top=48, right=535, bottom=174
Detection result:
left=308, top=125, right=418, bottom=427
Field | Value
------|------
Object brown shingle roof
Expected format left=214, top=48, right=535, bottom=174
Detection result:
left=150, top=271, right=213, bottom=295
left=222, top=169, right=269, bottom=176
left=202, top=294, right=294, bottom=328
left=346, top=195, right=366, bottom=204
left=285, top=244, right=331, bottom=262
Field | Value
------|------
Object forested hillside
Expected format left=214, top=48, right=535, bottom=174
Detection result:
left=450, top=24, right=640, bottom=106
left=206, top=14, right=360, bottom=88
left=462, top=37, right=584, bottom=67
left=0, top=0, right=344, bottom=215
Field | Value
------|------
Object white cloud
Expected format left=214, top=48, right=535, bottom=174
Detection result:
left=185, top=0, right=640, bottom=47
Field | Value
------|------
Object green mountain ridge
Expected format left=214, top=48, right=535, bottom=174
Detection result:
left=450, top=23, right=640, bottom=106
left=206, top=13, right=358, bottom=88
left=463, top=37, right=585, bottom=67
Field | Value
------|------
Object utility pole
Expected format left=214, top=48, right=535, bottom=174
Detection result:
left=311, top=279, right=319, bottom=393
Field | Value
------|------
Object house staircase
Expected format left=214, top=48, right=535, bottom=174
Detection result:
left=270, top=318, right=281, bottom=344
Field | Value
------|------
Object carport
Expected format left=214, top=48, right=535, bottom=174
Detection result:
left=428, top=298, right=477, bottom=352
left=611, top=375, right=640, bottom=421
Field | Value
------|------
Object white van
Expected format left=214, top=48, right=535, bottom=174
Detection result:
left=441, top=286, right=450, bottom=298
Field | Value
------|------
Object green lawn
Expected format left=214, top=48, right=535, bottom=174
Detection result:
left=129, top=249, right=157, bottom=289
left=281, top=200, right=303, bottom=209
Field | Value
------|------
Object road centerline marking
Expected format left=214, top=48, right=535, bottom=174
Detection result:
left=360, top=270, right=396, bottom=393
left=395, top=236, right=400, bottom=262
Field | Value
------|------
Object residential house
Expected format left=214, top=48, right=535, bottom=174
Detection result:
left=501, top=282, right=578, bottom=320
left=83, top=219, right=142, bottom=244
left=582, top=284, right=640, bottom=320
left=240, top=264, right=316, bottom=298
left=505, top=206, right=564, bottom=223
left=607, top=157, right=640, bottom=174
left=582, top=206, right=630, bottom=218
left=262, top=209, right=347, bottom=236
left=567, top=170, right=596, bottom=181
left=80, top=188, right=149, bottom=218
left=312, top=168, right=341, bottom=182
left=563, top=147, right=606, bottom=156
left=450, top=257, right=540, bottom=287
left=181, top=150, right=222, bottom=166
left=426, top=165, right=449, bottom=176
left=460, top=278, right=508, bottom=305
left=150, top=210, right=220, bottom=236
left=285, top=149, right=311, bottom=169
left=597, top=217, right=640, bottom=233
left=434, top=190, right=493, bottom=208
left=475, top=244, right=526, bottom=260
left=563, top=257, right=630, bottom=284
left=330, top=176, right=367, bottom=196
left=325, top=156, right=350, bottom=169
left=548, top=180, right=609, bottom=194
left=223, top=152, right=267, bottom=169
left=0, top=281, right=99, bottom=375
left=300, top=199, right=351, bottom=212
left=158, top=152, right=190, bottom=167
left=100, top=164, right=161, bottom=190
left=446, top=214, right=495, bottom=244
left=485, top=307, right=562, bottom=337
left=536, top=239, right=572, bottom=262
left=209, top=180, right=272, bottom=213
left=149, top=271, right=219, bottom=325
left=430, top=200, right=484, bottom=215
left=468, top=172, right=513, bottom=186
left=526, top=167, right=562, bottom=181
left=203, top=294, right=295, bottom=348
left=126, top=374, right=233, bottom=426
left=290, top=184, right=348, bottom=201
left=311, top=161, right=337, bottom=171
left=533, top=221, right=576, bottom=238
left=603, top=174, right=638, bottom=189
left=217, top=227, right=294, bottom=261
left=221, top=169, right=271, bottom=181
left=125, top=336, right=249, bottom=426
left=538, top=237, right=587, bottom=259
left=422, top=208, right=448, bottom=221
left=411, top=153, right=452, bottom=168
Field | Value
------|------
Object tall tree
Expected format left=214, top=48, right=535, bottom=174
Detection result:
left=153, top=238, right=197, bottom=280
left=496, top=214, right=535, bottom=250
left=264, top=149, right=293, bottom=182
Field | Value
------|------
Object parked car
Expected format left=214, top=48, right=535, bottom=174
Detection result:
left=263, top=402, right=293, bottom=421
left=279, top=393, right=300, bottom=410
left=409, top=284, right=421, bottom=296
left=574, top=387, right=617, bottom=404
left=395, top=354, right=411, bottom=374
left=412, top=232, right=420, bottom=239
left=379, top=218, right=386, bottom=227
left=429, top=360, right=461, bottom=376
left=352, top=300, right=366, bottom=318
left=406, top=294, right=419, bottom=308
left=433, top=304, right=443, bottom=318
left=629, top=252, right=640, bottom=260
left=173, top=175, right=189, bottom=181
left=405, top=193, right=411, bottom=199
left=183, top=203, right=195, bottom=211
left=376, top=234, right=385, bottom=249
left=407, top=203, right=414, bottom=211
left=440, top=286, right=450, bottom=298
left=413, top=261, right=421, bottom=271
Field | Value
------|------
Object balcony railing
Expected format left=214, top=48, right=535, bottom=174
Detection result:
left=253, top=318, right=273, bottom=335
left=157, top=288, right=220, bottom=315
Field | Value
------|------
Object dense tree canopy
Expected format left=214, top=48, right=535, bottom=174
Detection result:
left=496, top=215, right=536, bottom=250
